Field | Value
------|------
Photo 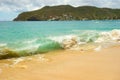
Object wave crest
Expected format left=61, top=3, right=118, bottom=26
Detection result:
left=0, top=29, right=120, bottom=59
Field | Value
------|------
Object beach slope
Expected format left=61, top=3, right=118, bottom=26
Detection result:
left=0, top=46, right=120, bottom=80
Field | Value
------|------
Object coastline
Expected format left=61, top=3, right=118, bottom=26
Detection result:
left=0, top=46, right=120, bottom=80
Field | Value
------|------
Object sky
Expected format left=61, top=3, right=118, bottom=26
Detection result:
left=0, top=0, right=120, bottom=21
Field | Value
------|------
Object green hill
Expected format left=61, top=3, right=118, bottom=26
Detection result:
left=14, top=5, right=120, bottom=21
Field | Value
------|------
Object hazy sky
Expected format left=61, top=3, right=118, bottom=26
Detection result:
left=0, top=0, right=120, bottom=21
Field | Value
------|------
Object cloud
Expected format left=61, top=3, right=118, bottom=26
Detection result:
left=0, top=0, right=119, bottom=21
left=0, top=0, right=61, bottom=12
left=0, top=0, right=120, bottom=13
left=66, top=0, right=120, bottom=8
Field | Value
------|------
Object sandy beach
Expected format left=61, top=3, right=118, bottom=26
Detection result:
left=0, top=46, right=120, bottom=80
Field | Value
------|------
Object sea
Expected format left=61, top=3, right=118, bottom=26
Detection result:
left=0, top=20, right=120, bottom=59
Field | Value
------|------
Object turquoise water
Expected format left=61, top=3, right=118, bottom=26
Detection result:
left=0, top=20, right=120, bottom=59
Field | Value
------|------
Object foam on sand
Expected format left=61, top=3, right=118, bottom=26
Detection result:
left=0, top=46, right=120, bottom=80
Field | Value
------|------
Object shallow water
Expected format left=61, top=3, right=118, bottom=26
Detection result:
left=0, top=20, right=120, bottom=59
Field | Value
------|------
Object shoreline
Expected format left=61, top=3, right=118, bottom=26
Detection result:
left=0, top=46, right=120, bottom=80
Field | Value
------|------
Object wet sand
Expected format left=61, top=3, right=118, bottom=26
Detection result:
left=0, top=46, right=120, bottom=80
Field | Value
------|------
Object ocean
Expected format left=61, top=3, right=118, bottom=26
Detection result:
left=0, top=20, right=120, bottom=59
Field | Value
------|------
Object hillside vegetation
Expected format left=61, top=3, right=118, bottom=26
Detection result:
left=14, top=5, right=120, bottom=21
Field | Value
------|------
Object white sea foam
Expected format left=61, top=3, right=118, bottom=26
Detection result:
left=0, top=43, right=7, bottom=47
left=110, top=29, right=120, bottom=41
left=15, top=44, right=41, bottom=52
left=48, top=34, right=86, bottom=49
left=95, top=29, right=120, bottom=43
left=48, top=35, right=78, bottom=43
left=94, top=45, right=102, bottom=51
left=49, top=29, right=120, bottom=50
left=0, top=29, right=120, bottom=56
left=12, top=58, right=25, bottom=65
left=23, top=38, right=38, bottom=44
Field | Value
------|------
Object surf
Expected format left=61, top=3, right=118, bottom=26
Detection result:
left=0, top=29, right=120, bottom=59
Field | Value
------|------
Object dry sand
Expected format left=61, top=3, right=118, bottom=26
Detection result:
left=0, top=46, right=120, bottom=80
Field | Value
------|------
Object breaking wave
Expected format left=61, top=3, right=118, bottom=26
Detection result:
left=0, top=29, right=120, bottom=59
